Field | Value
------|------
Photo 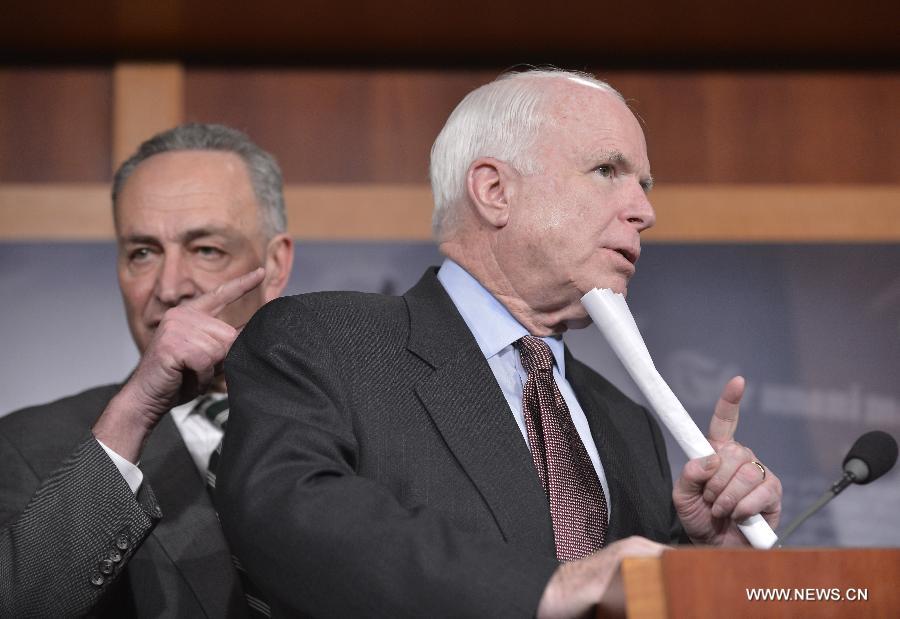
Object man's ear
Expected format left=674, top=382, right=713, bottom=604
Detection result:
left=465, top=157, right=516, bottom=229
left=262, top=233, right=294, bottom=301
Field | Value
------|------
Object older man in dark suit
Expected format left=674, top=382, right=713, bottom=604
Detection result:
left=0, top=123, right=293, bottom=617
left=218, top=70, right=783, bottom=618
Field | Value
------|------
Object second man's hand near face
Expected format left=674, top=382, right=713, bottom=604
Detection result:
left=92, top=267, right=266, bottom=464
left=93, top=148, right=293, bottom=465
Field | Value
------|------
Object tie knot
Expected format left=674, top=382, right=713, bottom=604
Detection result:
left=195, top=396, right=230, bottom=430
left=518, top=336, right=555, bottom=374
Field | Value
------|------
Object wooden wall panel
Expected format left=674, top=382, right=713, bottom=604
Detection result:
left=112, top=63, right=184, bottom=169
left=603, top=72, right=900, bottom=184
left=185, top=69, right=900, bottom=185
left=2, top=66, right=897, bottom=242
left=187, top=70, right=383, bottom=182
left=0, top=67, right=112, bottom=182
left=185, top=70, right=492, bottom=183
left=1, top=67, right=895, bottom=186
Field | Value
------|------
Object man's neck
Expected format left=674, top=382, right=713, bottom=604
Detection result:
left=440, top=242, right=575, bottom=337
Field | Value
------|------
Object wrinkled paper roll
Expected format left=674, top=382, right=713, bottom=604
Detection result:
left=581, top=288, right=777, bottom=549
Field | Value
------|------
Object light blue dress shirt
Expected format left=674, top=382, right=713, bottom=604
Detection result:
left=437, top=259, right=612, bottom=511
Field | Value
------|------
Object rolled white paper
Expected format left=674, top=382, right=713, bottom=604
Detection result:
left=581, top=287, right=777, bottom=549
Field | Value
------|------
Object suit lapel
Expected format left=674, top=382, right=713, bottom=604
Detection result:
left=139, top=414, right=243, bottom=617
left=565, top=352, right=665, bottom=541
left=405, top=270, right=556, bottom=557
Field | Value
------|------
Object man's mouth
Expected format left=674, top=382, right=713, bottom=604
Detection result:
left=612, top=246, right=639, bottom=265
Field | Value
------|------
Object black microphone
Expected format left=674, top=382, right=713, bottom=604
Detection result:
left=775, top=430, right=898, bottom=547
left=841, top=430, right=899, bottom=485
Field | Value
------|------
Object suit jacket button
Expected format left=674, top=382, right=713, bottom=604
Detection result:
left=90, top=572, right=105, bottom=587
left=99, top=559, right=114, bottom=575
left=109, top=548, right=123, bottom=563
left=115, top=535, right=130, bottom=550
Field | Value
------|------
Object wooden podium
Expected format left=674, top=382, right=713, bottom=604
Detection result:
left=607, top=548, right=900, bottom=618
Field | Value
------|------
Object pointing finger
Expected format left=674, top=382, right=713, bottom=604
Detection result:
left=189, top=267, right=265, bottom=316
left=708, top=375, right=745, bottom=444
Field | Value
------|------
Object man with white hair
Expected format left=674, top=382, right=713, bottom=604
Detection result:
left=218, top=70, right=783, bottom=618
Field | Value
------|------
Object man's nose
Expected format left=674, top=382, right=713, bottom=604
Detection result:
left=154, top=253, right=198, bottom=307
left=623, top=182, right=657, bottom=233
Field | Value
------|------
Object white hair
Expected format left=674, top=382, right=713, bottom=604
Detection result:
left=428, top=69, right=624, bottom=240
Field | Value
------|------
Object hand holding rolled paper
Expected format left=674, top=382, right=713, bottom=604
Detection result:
left=581, top=288, right=779, bottom=549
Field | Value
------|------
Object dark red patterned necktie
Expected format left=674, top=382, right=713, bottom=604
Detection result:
left=518, top=335, right=609, bottom=561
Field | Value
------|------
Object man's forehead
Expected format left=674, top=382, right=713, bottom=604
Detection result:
left=544, top=80, right=632, bottom=125
left=118, top=151, right=258, bottom=214
left=116, top=187, right=253, bottom=228
left=115, top=151, right=263, bottom=241
left=535, top=83, right=648, bottom=161
left=123, top=187, right=241, bottom=211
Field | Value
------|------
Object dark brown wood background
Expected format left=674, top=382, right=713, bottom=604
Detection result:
left=4, top=69, right=897, bottom=185
left=1, top=1, right=897, bottom=240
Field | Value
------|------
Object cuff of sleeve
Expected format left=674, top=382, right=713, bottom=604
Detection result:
left=96, top=438, right=144, bottom=494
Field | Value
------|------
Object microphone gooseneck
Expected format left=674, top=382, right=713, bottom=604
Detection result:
left=775, top=430, right=898, bottom=548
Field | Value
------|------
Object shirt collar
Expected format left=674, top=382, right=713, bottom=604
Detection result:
left=169, top=392, right=227, bottom=423
left=436, top=258, right=566, bottom=373
left=170, top=397, right=201, bottom=424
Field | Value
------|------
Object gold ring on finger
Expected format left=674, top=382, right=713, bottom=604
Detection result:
left=750, top=460, right=766, bottom=481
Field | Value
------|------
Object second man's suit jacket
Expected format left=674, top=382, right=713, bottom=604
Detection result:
left=0, top=385, right=247, bottom=618
left=218, top=268, right=683, bottom=619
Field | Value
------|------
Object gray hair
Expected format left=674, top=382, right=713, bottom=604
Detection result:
left=112, top=122, right=286, bottom=238
left=428, top=69, right=623, bottom=240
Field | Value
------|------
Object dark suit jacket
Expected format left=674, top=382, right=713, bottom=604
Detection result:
left=218, top=268, right=681, bottom=618
left=0, top=385, right=247, bottom=618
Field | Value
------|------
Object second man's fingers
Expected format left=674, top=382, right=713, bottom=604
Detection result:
left=157, top=307, right=239, bottom=349
left=190, top=267, right=266, bottom=316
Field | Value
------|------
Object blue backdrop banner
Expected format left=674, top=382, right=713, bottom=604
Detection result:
left=2, top=241, right=897, bottom=547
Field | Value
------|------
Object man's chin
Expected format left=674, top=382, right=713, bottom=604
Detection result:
left=564, top=314, right=594, bottom=331
left=576, top=268, right=631, bottom=297
left=133, top=327, right=155, bottom=356
left=601, top=275, right=630, bottom=296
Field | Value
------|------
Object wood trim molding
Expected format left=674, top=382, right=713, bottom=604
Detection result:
left=112, top=62, right=185, bottom=170
left=1, top=183, right=898, bottom=242
left=0, top=183, right=113, bottom=240
left=283, top=184, right=431, bottom=240
left=618, top=556, right=667, bottom=619
left=644, top=184, right=900, bottom=243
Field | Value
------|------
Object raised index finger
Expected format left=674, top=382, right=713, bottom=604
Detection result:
left=188, top=267, right=266, bottom=316
left=708, top=375, right=745, bottom=444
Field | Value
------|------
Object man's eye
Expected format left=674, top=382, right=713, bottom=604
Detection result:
left=129, top=248, right=152, bottom=262
left=195, top=246, right=225, bottom=258
left=594, top=165, right=613, bottom=178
